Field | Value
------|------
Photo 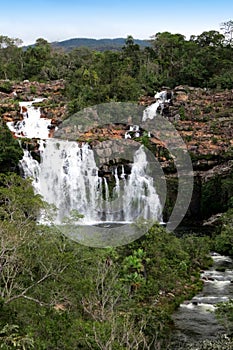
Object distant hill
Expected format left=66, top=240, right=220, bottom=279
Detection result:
left=51, top=38, right=151, bottom=51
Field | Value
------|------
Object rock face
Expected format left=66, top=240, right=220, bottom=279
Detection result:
left=139, top=86, right=233, bottom=163
left=1, top=81, right=232, bottom=226
left=0, top=79, right=66, bottom=124
left=2, top=81, right=232, bottom=164
left=75, top=86, right=233, bottom=226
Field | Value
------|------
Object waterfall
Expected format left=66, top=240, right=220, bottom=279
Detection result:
left=20, top=139, right=162, bottom=225
left=8, top=98, right=162, bottom=226
left=122, top=147, right=161, bottom=221
left=142, top=90, right=171, bottom=121
left=7, top=99, right=53, bottom=139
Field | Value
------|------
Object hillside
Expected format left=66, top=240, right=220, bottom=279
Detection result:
left=51, top=37, right=151, bottom=51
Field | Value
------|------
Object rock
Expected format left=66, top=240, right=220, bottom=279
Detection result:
left=175, top=91, right=189, bottom=102
left=203, top=213, right=223, bottom=227
left=174, top=85, right=188, bottom=92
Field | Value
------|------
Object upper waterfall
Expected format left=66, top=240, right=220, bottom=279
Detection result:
left=142, top=90, right=171, bottom=121
left=7, top=99, right=53, bottom=139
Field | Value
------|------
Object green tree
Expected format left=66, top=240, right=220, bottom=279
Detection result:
left=150, top=32, right=187, bottom=86
left=0, top=121, right=23, bottom=173
left=0, top=324, right=34, bottom=349
left=214, top=209, right=233, bottom=255
left=122, top=35, right=141, bottom=77
left=0, top=35, right=23, bottom=80
left=190, top=30, right=225, bottom=47
left=189, top=30, right=229, bottom=86
left=220, top=20, right=233, bottom=45
left=23, top=38, right=52, bottom=80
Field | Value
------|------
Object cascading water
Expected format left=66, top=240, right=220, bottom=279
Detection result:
left=20, top=139, right=162, bottom=225
left=15, top=100, right=162, bottom=226
left=142, top=90, right=171, bottom=121
left=171, top=253, right=233, bottom=347
left=7, top=99, right=53, bottom=139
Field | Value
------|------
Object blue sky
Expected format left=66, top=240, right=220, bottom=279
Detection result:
left=1, top=0, right=233, bottom=45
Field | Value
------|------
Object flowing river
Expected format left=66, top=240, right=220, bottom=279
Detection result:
left=171, top=252, right=233, bottom=348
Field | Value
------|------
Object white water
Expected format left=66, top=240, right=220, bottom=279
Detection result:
left=125, top=125, right=141, bottom=139
left=7, top=99, right=53, bottom=139
left=172, top=253, right=233, bottom=343
left=142, top=90, right=171, bottom=121
left=16, top=101, right=162, bottom=225
left=21, top=139, right=162, bottom=225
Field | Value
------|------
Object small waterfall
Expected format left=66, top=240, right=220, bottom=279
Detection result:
left=142, top=90, right=171, bottom=121
left=122, top=147, right=161, bottom=221
left=19, top=148, right=41, bottom=190
left=7, top=99, right=53, bottom=139
left=20, top=139, right=162, bottom=225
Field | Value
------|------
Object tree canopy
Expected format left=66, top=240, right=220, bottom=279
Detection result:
left=0, top=120, right=23, bottom=173
left=0, top=22, right=233, bottom=110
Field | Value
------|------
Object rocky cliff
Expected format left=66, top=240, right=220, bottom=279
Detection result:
left=1, top=80, right=232, bottom=227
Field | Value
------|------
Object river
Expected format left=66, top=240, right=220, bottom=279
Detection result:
left=171, top=252, right=233, bottom=348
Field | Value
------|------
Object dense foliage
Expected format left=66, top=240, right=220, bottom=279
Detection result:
left=0, top=172, right=212, bottom=349
left=1, top=21, right=233, bottom=112
left=201, top=171, right=233, bottom=219
left=0, top=121, right=23, bottom=173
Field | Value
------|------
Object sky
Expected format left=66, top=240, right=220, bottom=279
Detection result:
left=1, top=0, right=233, bottom=45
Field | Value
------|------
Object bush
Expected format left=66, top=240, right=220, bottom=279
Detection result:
left=0, top=121, right=23, bottom=173
left=214, top=209, right=233, bottom=256
left=0, top=81, right=13, bottom=93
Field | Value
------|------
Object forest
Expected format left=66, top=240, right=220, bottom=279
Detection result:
left=0, top=22, right=233, bottom=112
left=0, top=21, right=233, bottom=349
